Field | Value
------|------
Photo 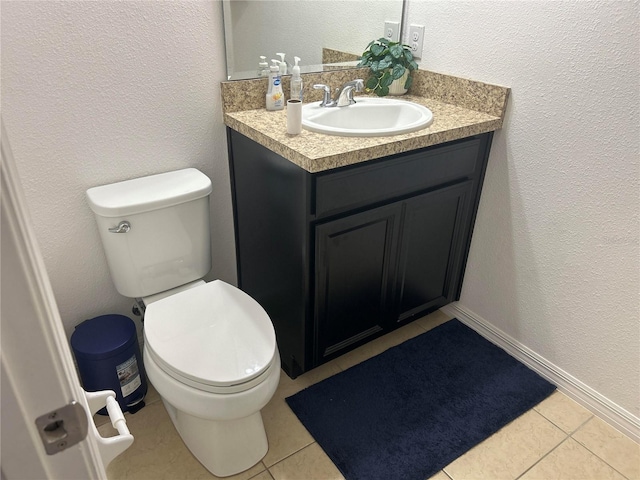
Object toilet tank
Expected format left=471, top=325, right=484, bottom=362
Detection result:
left=86, top=168, right=213, bottom=298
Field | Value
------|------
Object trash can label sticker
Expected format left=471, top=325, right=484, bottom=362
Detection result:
left=116, top=355, right=142, bottom=397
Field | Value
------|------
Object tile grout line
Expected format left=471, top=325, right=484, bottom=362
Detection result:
left=569, top=418, right=636, bottom=480
left=569, top=414, right=596, bottom=436
left=440, top=468, right=455, bottom=480
left=264, top=440, right=318, bottom=472
left=510, top=409, right=571, bottom=480
left=533, top=408, right=594, bottom=437
left=514, top=435, right=572, bottom=480
left=248, top=466, right=274, bottom=480
left=275, top=366, right=348, bottom=477
left=514, top=426, right=635, bottom=480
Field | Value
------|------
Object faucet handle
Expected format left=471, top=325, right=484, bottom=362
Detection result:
left=313, top=84, right=334, bottom=107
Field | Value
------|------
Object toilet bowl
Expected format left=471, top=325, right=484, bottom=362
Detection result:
left=142, top=279, right=280, bottom=477
left=86, top=169, right=281, bottom=477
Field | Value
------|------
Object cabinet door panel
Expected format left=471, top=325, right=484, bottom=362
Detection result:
left=315, top=204, right=401, bottom=363
left=396, top=181, right=473, bottom=322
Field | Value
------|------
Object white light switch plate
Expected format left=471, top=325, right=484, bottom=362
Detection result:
left=409, top=24, right=425, bottom=59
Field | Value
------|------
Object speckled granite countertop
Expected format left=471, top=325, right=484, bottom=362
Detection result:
left=222, top=68, right=510, bottom=173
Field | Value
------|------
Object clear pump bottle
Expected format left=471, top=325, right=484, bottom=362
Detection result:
left=290, top=56, right=303, bottom=102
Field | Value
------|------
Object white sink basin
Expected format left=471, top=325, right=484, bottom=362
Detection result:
left=301, top=97, right=433, bottom=137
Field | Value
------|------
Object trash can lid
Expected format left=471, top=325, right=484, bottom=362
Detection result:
left=71, top=314, right=137, bottom=360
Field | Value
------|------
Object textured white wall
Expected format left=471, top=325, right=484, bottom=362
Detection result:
left=405, top=1, right=639, bottom=416
left=1, top=1, right=233, bottom=338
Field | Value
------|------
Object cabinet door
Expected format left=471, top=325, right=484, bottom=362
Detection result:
left=396, top=181, right=473, bottom=322
left=315, top=203, right=402, bottom=364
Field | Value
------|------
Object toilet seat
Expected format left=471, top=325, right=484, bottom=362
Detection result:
left=143, top=280, right=277, bottom=394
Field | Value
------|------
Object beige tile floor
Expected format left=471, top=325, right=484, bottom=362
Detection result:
left=98, top=310, right=640, bottom=480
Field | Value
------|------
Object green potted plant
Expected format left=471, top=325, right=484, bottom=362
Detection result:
left=358, top=38, right=418, bottom=96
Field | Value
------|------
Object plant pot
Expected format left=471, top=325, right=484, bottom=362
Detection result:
left=388, top=70, right=410, bottom=95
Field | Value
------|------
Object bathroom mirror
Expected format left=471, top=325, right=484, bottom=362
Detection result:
left=222, top=0, right=404, bottom=80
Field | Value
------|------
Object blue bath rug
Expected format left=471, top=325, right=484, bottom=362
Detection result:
left=285, top=319, right=555, bottom=480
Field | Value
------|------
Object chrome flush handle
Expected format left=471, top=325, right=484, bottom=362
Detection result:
left=108, top=221, right=131, bottom=233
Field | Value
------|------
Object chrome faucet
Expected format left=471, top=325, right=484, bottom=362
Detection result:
left=335, top=79, right=365, bottom=106
left=313, top=84, right=336, bottom=107
left=313, top=79, right=364, bottom=107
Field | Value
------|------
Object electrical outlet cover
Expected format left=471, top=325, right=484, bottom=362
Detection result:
left=409, top=24, right=425, bottom=59
left=384, top=21, right=400, bottom=43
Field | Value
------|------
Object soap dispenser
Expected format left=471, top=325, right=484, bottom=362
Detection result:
left=290, top=56, right=303, bottom=102
left=276, top=52, right=287, bottom=75
left=257, top=56, right=269, bottom=77
left=266, top=60, right=284, bottom=111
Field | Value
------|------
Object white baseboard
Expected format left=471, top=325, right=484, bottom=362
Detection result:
left=440, top=302, right=640, bottom=444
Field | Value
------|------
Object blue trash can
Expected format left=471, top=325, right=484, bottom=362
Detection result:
left=71, top=314, right=147, bottom=415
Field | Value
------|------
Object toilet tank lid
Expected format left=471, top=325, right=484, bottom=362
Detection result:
left=86, top=168, right=212, bottom=217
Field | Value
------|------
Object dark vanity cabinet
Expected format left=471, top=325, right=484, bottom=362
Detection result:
left=228, top=129, right=493, bottom=378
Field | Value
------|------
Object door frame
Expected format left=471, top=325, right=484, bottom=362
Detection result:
left=1, top=120, right=107, bottom=479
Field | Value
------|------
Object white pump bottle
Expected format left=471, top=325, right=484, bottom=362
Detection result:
left=276, top=52, right=287, bottom=75
left=266, top=60, right=284, bottom=111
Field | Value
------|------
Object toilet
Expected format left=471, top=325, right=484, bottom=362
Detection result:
left=86, top=168, right=280, bottom=477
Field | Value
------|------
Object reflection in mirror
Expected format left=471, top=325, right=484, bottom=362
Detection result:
left=222, top=0, right=404, bottom=80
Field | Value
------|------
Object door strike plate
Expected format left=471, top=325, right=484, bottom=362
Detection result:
left=35, top=401, right=88, bottom=455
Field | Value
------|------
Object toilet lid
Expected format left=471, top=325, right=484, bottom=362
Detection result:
left=143, top=280, right=277, bottom=388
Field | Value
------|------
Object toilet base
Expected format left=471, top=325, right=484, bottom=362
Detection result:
left=143, top=344, right=280, bottom=477
left=163, top=398, right=268, bottom=477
